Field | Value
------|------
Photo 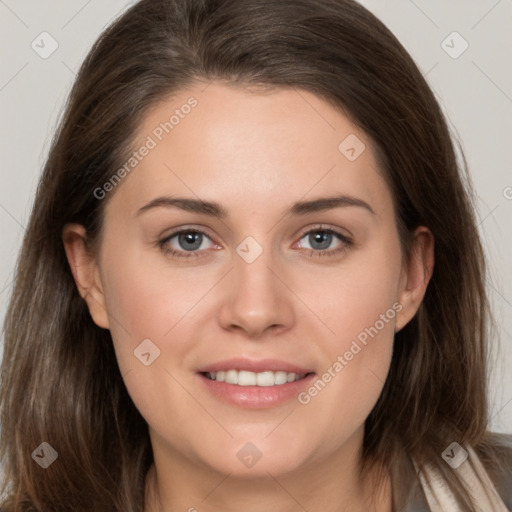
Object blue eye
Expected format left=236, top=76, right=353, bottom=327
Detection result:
left=297, top=228, right=353, bottom=257
left=174, top=231, right=207, bottom=251
left=159, top=229, right=216, bottom=259
left=301, top=230, right=336, bottom=250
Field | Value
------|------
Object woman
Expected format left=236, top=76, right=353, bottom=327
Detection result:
left=1, top=0, right=511, bottom=510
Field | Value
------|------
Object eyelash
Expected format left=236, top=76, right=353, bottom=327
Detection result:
left=158, top=225, right=354, bottom=260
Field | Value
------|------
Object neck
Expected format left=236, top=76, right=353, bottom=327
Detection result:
left=144, top=428, right=393, bottom=512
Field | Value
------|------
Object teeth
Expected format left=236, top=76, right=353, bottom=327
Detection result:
left=286, top=372, right=296, bottom=383
left=225, top=369, right=238, bottom=384
left=206, top=370, right=306, bottom=386
left=258, top=371, right=278, bottom=386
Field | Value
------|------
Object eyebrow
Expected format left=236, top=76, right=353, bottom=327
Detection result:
left=136, top=195, right=375, bottom=218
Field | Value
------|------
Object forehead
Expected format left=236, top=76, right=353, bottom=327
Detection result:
left=105, top=82, right=392, bottom=219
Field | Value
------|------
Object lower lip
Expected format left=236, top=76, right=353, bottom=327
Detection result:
left=197, top=373, right=316, bottom=409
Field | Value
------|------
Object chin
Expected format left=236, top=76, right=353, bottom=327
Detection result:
left=195, top=434, right=314, bottom=478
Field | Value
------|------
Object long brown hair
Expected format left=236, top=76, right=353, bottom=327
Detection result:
left=1, top=0, right=508, bottom=510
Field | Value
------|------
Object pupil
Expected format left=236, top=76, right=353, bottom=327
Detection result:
left=179, top=232, right=202, bottom=251
left=310, top=231, right=331, bottom=250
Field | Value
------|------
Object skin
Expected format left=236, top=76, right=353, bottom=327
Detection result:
left=63, top=82, right=434, bottom=512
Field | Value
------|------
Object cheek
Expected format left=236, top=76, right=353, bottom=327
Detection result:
left=98, top=242, right=225, bottom=392
left=98, top=253, right=200, bottom=439
left=98, top=243, right=184, bottom=369
left=297, top=235, right=401, bottom=424
left=100, top=238, right=205, bottom=336
left=296, top=292, right=397, bottom=460
left=307, top=234, right=403, bottom=351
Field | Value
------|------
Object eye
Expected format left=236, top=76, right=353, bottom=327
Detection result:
left=296, top=227, right=353, bottom=257
left=159, top=228, right=218, bottom=259
left=158, top=225, right=353, bottom=260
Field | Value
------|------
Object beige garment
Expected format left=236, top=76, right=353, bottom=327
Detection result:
left=415, top=445, right=508, bottom=511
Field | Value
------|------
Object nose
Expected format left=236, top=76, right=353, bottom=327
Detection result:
left=218, top=245, right=295, bottom=339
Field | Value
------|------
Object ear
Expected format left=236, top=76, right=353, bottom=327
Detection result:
left=62, top=223, right=110, bottom=329
left=395, top=226, right=434, bottom=332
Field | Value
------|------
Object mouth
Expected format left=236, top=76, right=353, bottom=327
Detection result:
left=196, top=358, right=316, bottom=408
left=201, top=370, right=312, bottom=387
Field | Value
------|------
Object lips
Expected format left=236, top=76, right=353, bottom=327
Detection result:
left=196, top=358, right=315, bottom=408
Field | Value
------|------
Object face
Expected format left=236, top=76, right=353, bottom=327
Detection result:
left=64, top=82, right=431, bottom=480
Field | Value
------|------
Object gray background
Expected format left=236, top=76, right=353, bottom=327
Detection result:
left=1, top=0, right=511, bottom=433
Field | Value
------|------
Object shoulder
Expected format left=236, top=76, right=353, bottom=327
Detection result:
left=476, top=432, right=512, bottom=509
left=401, top=433, right=512, bottom=512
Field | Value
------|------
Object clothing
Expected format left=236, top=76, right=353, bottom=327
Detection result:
left=401, top=439, right=512, bottom=511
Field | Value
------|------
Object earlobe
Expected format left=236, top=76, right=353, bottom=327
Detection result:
left=62, top=223, right=110, bottom=329
left=395, top=227, right=434, bottom=332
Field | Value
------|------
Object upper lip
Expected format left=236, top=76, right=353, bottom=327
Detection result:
left=196, top=358, right=314, bottom=375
